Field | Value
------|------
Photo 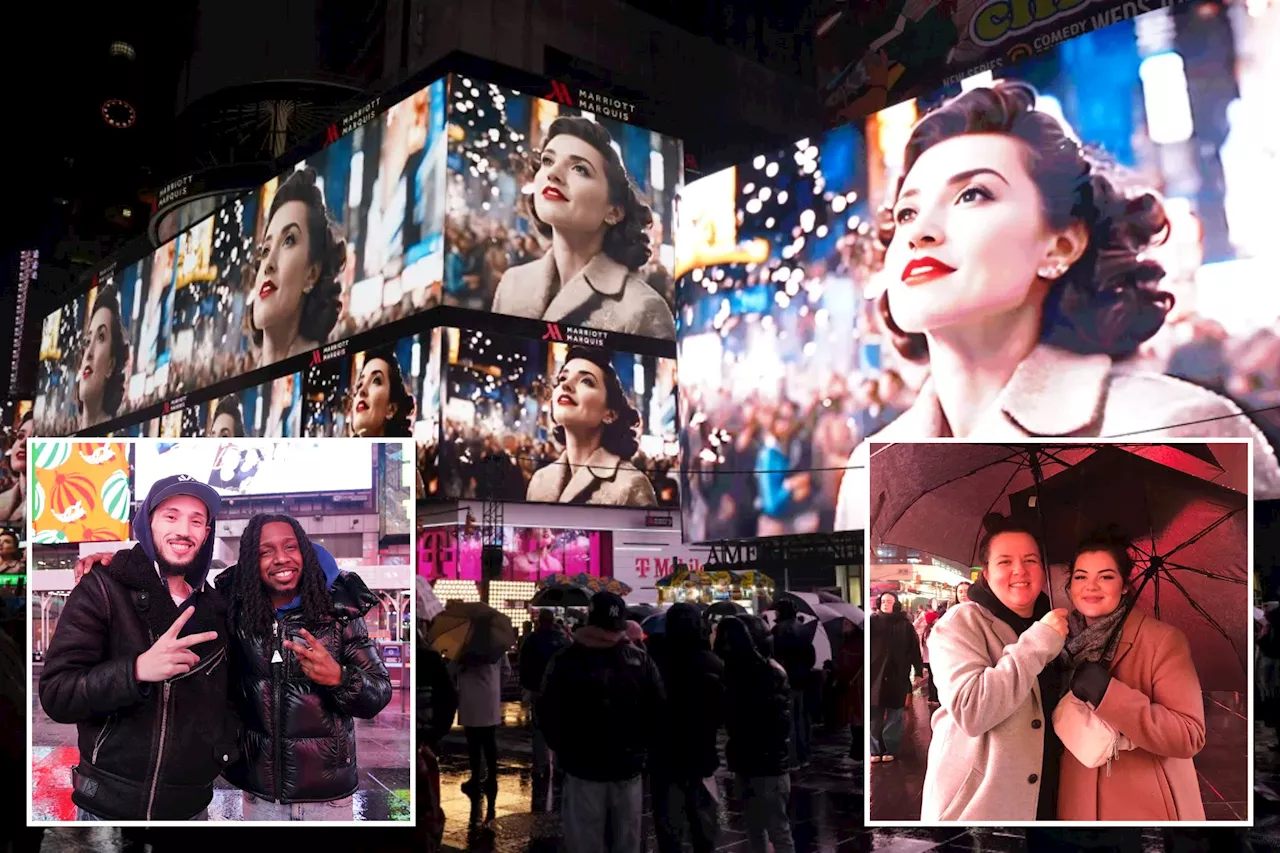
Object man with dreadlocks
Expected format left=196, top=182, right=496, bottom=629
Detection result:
left=219, top=513, right=391, bottom=820
left=41, top=475, right=239, bottom=821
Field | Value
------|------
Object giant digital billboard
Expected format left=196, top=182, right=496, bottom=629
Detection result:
left=435, top=326, right=679, bottom=508
left=441, top=78, right=682, bottom=340
left=677, top=2, right=1280, bottom=540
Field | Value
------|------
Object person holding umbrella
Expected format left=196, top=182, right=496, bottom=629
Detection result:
left=921, top=514, right=1068, bottom=820
left=868, top=591, right=922, bottom=764
left=1057, top=529, right=1206, bottom=820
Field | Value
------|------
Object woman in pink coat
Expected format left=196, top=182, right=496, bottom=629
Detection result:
left=1057, top=530, right=1205, bottom=820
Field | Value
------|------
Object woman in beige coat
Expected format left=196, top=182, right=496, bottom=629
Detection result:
left=491, top=116, right=675, bottom=341
left=1057, top=530, right=1205, bottom=820
left=835, top=82, right=1280, bottom=533
left=921, top=516, right=1068, bottom=821
left=526, top=346, right=658, bottom=507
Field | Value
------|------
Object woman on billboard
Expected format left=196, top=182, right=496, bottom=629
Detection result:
left=526, top=346, right=658, bottom=506
left=76, top=283, right=130, bottom=431
left=208, top=396, right=249, bottom=438
left=348, top=347, right=416, bottom=438
left=0, top=412, right=31, bottom=524
left=835, top=81, right=1280, bottom=529
left=248, top=167, right=346, bottom=368
left=491, top=117, right=676, bottom=340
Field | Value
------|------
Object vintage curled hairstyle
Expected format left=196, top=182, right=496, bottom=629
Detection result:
left=353, top=347, right=415, bottom=437
left=520, top=116, right=654, bottom=270
left=551, top=346, right=643, bottom=461
left=227, top=513, right=333, bottom=638
left=977, top=512, right=1044, bottom=568
left=211, top=396, right=248, bottom=437
left=878, top=81, right=1172, bottom=361
left=249, top=167, right=346, bottom=348
left=79, top=282, right=130, bottom=419
left=1068, top=525, right=1136, bottom=586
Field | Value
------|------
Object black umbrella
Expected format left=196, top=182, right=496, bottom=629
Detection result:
left=530, top=585, right=593, bottom=609
left=626, top=603, right=660, bottom=623
left=706, top=601, right=747, bottom=619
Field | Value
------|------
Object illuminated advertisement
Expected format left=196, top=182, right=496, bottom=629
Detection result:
left=28, top=441, right=132, bottom=544
left=678, top=3, right=1280, bottom=540
left=132, top=440, right=375, bottom=497
left=32, top=67, right=684, bottom=444
left=443, top=78, right=682, bottom=340
left=418, top=522, right=605, bottom=582
left=437, top=327, right=679, bottom=508
left=304, top=330, right=441, bottom=440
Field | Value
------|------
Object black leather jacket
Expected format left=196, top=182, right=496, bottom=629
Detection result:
left=222, top=570, right=392, bottom=803
left=39, top=545, right=239, bottom=820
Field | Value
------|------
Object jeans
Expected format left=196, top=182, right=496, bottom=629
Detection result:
left=788, top=688, right=811, bottom=766
left=651, top=775, right=717, bottom=853
left=738, top=774, right=795, bottom=853
left=562, top=773, right=643, bottom=853
left=525, top=690, right=552, bottom=776
left=869, top=705, right=905, bottom=756
left=240, top=793, right=354, bottom=821
left=77, top=807, right=208, bottom=821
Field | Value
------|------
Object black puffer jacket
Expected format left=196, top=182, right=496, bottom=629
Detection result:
left=222, top=570, right=392, bottom=803
left=39, top=545, right=239, bottom=820
left=723, top=651, right=792, bottom=777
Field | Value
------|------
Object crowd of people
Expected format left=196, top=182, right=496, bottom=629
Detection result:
left=684, top=369, right=915, bottom=540
left=417, top=595, right=864, bottom=852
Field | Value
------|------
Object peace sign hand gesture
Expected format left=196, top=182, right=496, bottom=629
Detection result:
left=284, top=628, right=343, bottom=687
left=135, top=607, right=219, bottom=683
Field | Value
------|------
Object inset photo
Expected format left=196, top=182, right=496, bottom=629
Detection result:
left=865, top=440, right=1252, bottom=826
left=27, top=438, right=415, bottom=825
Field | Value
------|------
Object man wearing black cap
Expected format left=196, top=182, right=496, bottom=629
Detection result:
left=40, top=474, right=239, bottom=821
left=537, top=591, right=666, bottom=853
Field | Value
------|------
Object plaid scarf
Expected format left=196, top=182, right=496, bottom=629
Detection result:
left=1061, top=593, right=1135, bottom=697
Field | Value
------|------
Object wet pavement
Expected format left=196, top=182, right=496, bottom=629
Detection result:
left=29, top=665, right=412, bottom=822
left=870, top=688, right=1251, bottom=822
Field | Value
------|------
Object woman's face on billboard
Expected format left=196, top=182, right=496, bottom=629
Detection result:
left=210, top=412, right=238, bottom=438
left=78, top=306, right=116, bottom=410
left=533, top=134, right=620, bottom=239
left=253, top=200, right=318, bottom=336
left=553, top=358, right=613, bottom=433
left=352, top=357, right=397, bottom=437
left=884, top=133, right=1070, bottom=336
left=1069, top=550, right=1127, bottom=621
left=984, top=531, right=1044, bottom=617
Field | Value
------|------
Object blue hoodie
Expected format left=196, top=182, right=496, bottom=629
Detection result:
left=274, top=541, right=342, bottom=617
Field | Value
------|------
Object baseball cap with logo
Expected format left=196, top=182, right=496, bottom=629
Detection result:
left=141, top=474, right=222, bottom=521
left=588, top=591, right=627, bottom=632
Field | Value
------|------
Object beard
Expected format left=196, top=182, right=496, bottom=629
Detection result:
left=156, top=544, right=200, bottom=577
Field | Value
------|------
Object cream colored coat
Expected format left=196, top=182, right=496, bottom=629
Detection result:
left=921, top=601, right=1065, bottom=821
left=836, top=344, right=1280, bottom=530
left=491, top=251, right=676, bottom=340
left=526, top=446, right=658, bottom=507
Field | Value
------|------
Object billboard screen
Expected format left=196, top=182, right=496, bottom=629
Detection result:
left=133, top=439, right=374, bottom=497
left=677, top=3, right=1280, bottom=540
left=442, top=78, right=682, bottom=340
left=434, top=326, right=679, bottom=508
left=30, top=75, right=450, bottom=437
